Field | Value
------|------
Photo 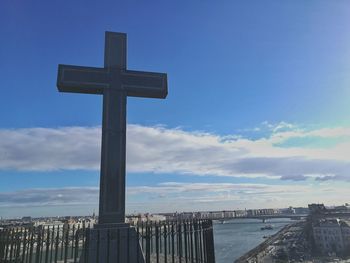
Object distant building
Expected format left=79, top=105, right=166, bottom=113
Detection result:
left=333, top=204, right=350, bottom=212
left=293, top=207, right=309, bottom=215
left=234, top=210, right=248, bottom=218
left=178, top=212, right=195, bottom=220
left=286, top=207, right=296, bottom=214
left=21, top=216, right=32, bottom=222
left=197, top=211, right=211, bottom=219
left=126, top=213, right=167, bottom=224
left=148, top=214, right=166, bottom=222
left=308, top=203, right=327, bottom=214
left=312, top=218, right=350, bottom=255
left=246, top=208, right=277, bottom=217
left=223, top=211, right=235, bottom=218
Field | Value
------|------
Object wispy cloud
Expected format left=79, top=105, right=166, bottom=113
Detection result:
left=1, top=182, right=348, bottom=216
left=0, top=123, right=349, bottom=181
left=0, top=187, right=99, bottom=208
left=0, top=183, right=312, bottom=210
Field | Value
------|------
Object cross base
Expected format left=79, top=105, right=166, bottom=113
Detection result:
left=79, top=224, right=145, bottom=263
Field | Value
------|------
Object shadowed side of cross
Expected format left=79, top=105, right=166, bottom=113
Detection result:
left=57, top=32, right=167, bottom=225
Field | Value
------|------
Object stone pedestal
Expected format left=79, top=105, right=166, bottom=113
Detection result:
left=80, top=224, right=145, bottom=263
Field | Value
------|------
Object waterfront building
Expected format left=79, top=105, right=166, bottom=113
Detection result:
left=234, top=210, right=248, bottom=218
left=223, top=211, right=235, bottom=218
left=246, top=208, right=277, bottom=216
left=210, top=211, right=225, bottom=219
left=34, top=220, right=64, bottom=228
left=180, top=212, right=196, bottom=220
left=126, top=213, right=166, bottom=224
left=148, top=214, right=167, bottom=222
left=198, top=211, right=211, bottom=219
left=281, top=206, right=296, bottom=214
left=312, top=218, right=350, bottom=255
left=333, top=204, right=350, bottom=213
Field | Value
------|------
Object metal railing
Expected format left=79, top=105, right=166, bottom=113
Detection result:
left=0, top=219, right=215, bottom=263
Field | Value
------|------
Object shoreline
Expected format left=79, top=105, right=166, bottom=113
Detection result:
left=234, top=221, right=301, bottom=263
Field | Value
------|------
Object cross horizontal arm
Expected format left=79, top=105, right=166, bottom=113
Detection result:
left=122, top=70, right=168, bottom=99
left=57, top=65, right=109, bottom=94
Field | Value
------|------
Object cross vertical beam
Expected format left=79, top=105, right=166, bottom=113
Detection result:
left=99, top=32, right=127, bottom=224
left=99, top=88, right=127, bottom=224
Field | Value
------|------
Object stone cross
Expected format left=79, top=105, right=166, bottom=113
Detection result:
left=57, top=32, right=167, bottom=225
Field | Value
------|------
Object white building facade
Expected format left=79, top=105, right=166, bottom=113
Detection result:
left=313, top=219, right=350, bottom=255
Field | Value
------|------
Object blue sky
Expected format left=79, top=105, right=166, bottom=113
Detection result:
left=1, top=0, right=350, bottom=218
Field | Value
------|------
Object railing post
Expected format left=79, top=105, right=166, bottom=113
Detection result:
left=178, top=222, right=182, bottom=263
left=9, top=228, right=15, bottom=262
left=74, top=225, right=80, bottom=263
left=45, top=226, right=50, bottom=263
left=194, top=220, right=199, bottom=263
left=163, top=223, right=167, bottom=263
left=155, top=222, right=159, bottom=263
left=29, top=228, right=34, bottom=263
left=96, top=227, right=100, bottom=263
left=184, top=221, right=188, bottom=263
left=171, top=223, right=175, bottom=263
left=0, top=229, right=5, bottom=261
left=11, top=228, right=15, bottom=262
left=54, top=225, right=60, bottom=263
left=205, top=220, right=215, bottom=263
left=136, top=222, right=140, bottom=262
left=12, top=228, right=17, bottom=262
left=60, top=225, right=64, bottom=261
left=38, top=227, right=44, bottom=262
left=150, top=221, right=153, bottom=254
left=190, top=221, right=194, bottom=263
left=71, top=224, right=75, bottom=259
left=25, top=229, right=30, bottom=263
left=22, top=228, right=28, bottom=263
left=203, top=221, right=207, bottom=263
left=4, top=229, right=11, bottom=262
left=84, top=227, right=90, bottom=263
left=12, top=228, right=16, bottom=262
left=107, top=228, right=111, bottom=263
left=198, top=221, right=203, bottom=263
left=141, top=221, right=144, bottom=252
left=15, top=228, right=22, bottom=262
left=64, top=224, right=70, bottom=263
left=159, top=222, right=162, bottom=254
left=35, top=227, right=42, bottom=263
left=50, top=226, right=55, bottom=263
left=145, top=222, right=151, bottom=263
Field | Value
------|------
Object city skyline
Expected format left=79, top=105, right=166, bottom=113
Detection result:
left=1, top=1, right=350, bottom=218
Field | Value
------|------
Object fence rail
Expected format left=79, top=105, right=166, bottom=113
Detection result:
left=0, top=219, right=215, bottom=263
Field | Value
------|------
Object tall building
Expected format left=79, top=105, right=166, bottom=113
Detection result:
left=312, top=218, right=350, bottom=255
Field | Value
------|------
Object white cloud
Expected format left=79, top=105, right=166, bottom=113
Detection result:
left=1, top=182, right=348, bottom=216
left=0, top=124, right=349, bottom=181
left=0, top=187, right=99, bottom=208
left=0, top=127, right=101, bottom=171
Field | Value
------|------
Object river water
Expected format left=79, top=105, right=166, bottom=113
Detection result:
left=213, top=218, right=293, bottom=263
